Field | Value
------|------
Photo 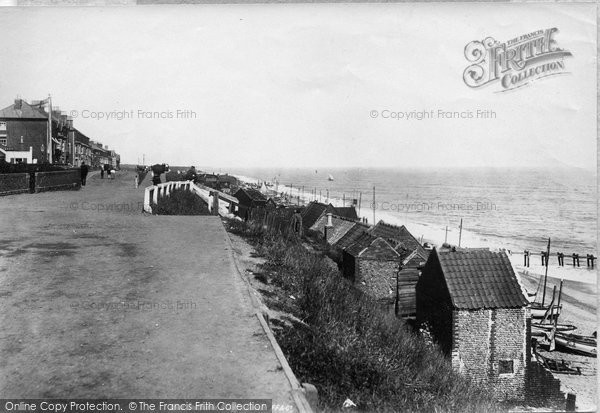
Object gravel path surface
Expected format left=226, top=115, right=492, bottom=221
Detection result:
left=0, top=170, right=295, bottom=406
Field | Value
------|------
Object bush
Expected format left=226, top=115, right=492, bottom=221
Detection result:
left=151, top=188, right=210, bottom=215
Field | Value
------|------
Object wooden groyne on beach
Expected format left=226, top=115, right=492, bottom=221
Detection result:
left=521, top=250, right=596, bottom=269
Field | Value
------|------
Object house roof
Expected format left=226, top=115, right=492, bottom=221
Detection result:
left=435, top=249, right=529, bottom=310
left=369, top=221, right=426, bottom=256
left=0, top=100, right=48, bottom=120
left=334, top=223, right=369, bottom=250
left=301, top=201, right=336, bottom=229
left=218, top=174, right=238, bottom=184
left=238, top=188, right=267, bottom=202
left=402, top=248, right=429, bottom=268
left=345, top=233, right=400, bottom=260
left=310, top=214, right=357, bottom=245
left=335, top=206, right=359, bottom=221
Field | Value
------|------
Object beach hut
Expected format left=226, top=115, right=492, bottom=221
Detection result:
left=369, top=220, right=428, bottom=258
left=416, top=248, right=529, bottom=401
left=300, top=201, right=337, bottom=229
left=233, top=188, right=267, bottom=221
left=341, top=232, right=402, bottom=313
left=309, top=213, right=357, bottom=244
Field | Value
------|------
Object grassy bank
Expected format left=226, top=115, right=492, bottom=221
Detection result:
left=225, top=219, right=501, bottom=413
left=151, top=188, right=210, bottom=215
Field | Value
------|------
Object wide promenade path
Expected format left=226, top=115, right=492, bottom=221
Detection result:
left=0, top=170, right=296, bottom=406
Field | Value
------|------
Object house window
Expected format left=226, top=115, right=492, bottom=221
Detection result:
left=499, top=360, right=514, bottom=374
left=0, top=122, right=6, bottom=131
left=0, top=138, right=6, bottom=146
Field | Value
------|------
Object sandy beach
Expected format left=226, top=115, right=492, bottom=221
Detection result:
left=514, top=258, right=597, bottom=412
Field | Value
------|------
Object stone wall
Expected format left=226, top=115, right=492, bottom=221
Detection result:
left=356, top=258, right=397, bottom=305
left=0, top=173, right=30, bottom=196
left=34, top=170, right=81, bottom=193
left=452, top=308, right=527, bottom=401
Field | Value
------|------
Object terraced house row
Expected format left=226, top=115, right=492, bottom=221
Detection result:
left=0, top=98, right=119, bottom=168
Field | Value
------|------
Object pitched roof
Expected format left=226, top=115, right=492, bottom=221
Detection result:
left=310, top=214, right=357, bottom=245
left=240, top=188, right=267, bottom=202
left=301, top=201, right=336, bottom=229
left=335, top=206, right=359, bottom=221
left=345, top=232, right=378, bottom=256
left=435, top=249, right=529, bottom=310
left=0, top=100, right=47, bottom=120
left=369, top=221, right=426, bottom=256
left=333, top=223, right=368, bottom=250
left=402, top=248, right=429, bottom=268
left=346, top=233, right=400, bottom=260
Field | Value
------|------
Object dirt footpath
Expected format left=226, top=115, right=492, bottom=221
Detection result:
left=0, top=170, right=295, bottom=406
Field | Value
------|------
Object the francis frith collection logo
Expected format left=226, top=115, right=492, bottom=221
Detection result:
left=463, top=28, right=572, bottom=92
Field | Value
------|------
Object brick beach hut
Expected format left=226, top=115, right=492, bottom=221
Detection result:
left=341, top=232, right=402, bottom=312
left=416, top=248, right=530, bottom=401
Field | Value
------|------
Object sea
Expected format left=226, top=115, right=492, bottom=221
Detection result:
left=224, top=166, right=596, bottom=255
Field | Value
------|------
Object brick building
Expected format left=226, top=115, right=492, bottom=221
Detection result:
left=0, top=99, right=49, bottom=163
left=341, top=232, right=402, bottom=313
left=74, top=129, right=92, bottom=166
left=0, top=98, right=118, bottom=167
left=416, top=248, right=530, bottom=401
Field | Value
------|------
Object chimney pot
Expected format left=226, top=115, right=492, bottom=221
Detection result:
left=326, top=212, right=333, bottom=228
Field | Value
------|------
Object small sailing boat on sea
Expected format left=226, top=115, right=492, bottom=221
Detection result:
left=328, top=174, right=334, bottom=181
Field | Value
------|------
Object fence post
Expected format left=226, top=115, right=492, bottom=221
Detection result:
left=144, top=187, right=151, bottom=212
left=211, top=191, right=219, bottom=216
left=152, top=186, right=159, bottom=204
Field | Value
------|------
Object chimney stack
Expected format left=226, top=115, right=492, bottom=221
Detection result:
left=324, top=212, right=334, bottom=241
left=14, top=98, right=22, bottom=110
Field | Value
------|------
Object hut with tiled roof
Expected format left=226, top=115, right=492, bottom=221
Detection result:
left=416, top=248, right=529, bottom=401
left=310, top=213, right=358, bottom=245
left=334, top=206, right=358, bottom=221
left=341, top=232, right=402, bottom=313
left=300, top=201, right=337, bottom=229
left=369, top=220, right=428, bottom=258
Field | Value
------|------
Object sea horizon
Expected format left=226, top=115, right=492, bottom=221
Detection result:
left=211, top=165, right=597, bottom=256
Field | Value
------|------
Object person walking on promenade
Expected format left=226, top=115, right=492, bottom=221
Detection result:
left=80, top=161, right=89, bottom=186
left=100, top=168, right=104, bottom=179
left=135, top=172, right=139, bottom=188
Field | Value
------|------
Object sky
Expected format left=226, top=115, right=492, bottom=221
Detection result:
left=0, top=3, right=596, bottom=169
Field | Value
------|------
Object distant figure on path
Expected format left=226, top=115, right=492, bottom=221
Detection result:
left=135, top=173, right=139, bottom=188
left=80, top=162, right=89, bottom=186
left=151, top=163, right=170, bottom=186
left=100, top=169, right=104, bottom=179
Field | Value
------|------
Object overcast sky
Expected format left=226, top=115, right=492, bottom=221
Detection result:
left=0, top=3, right=596, bottom=169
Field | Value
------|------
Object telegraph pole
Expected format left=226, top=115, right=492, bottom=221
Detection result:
left=372, top=186, right=376, bottom=226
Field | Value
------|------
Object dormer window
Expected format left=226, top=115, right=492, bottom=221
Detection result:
left=0, top=122, right=6, bottom=131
